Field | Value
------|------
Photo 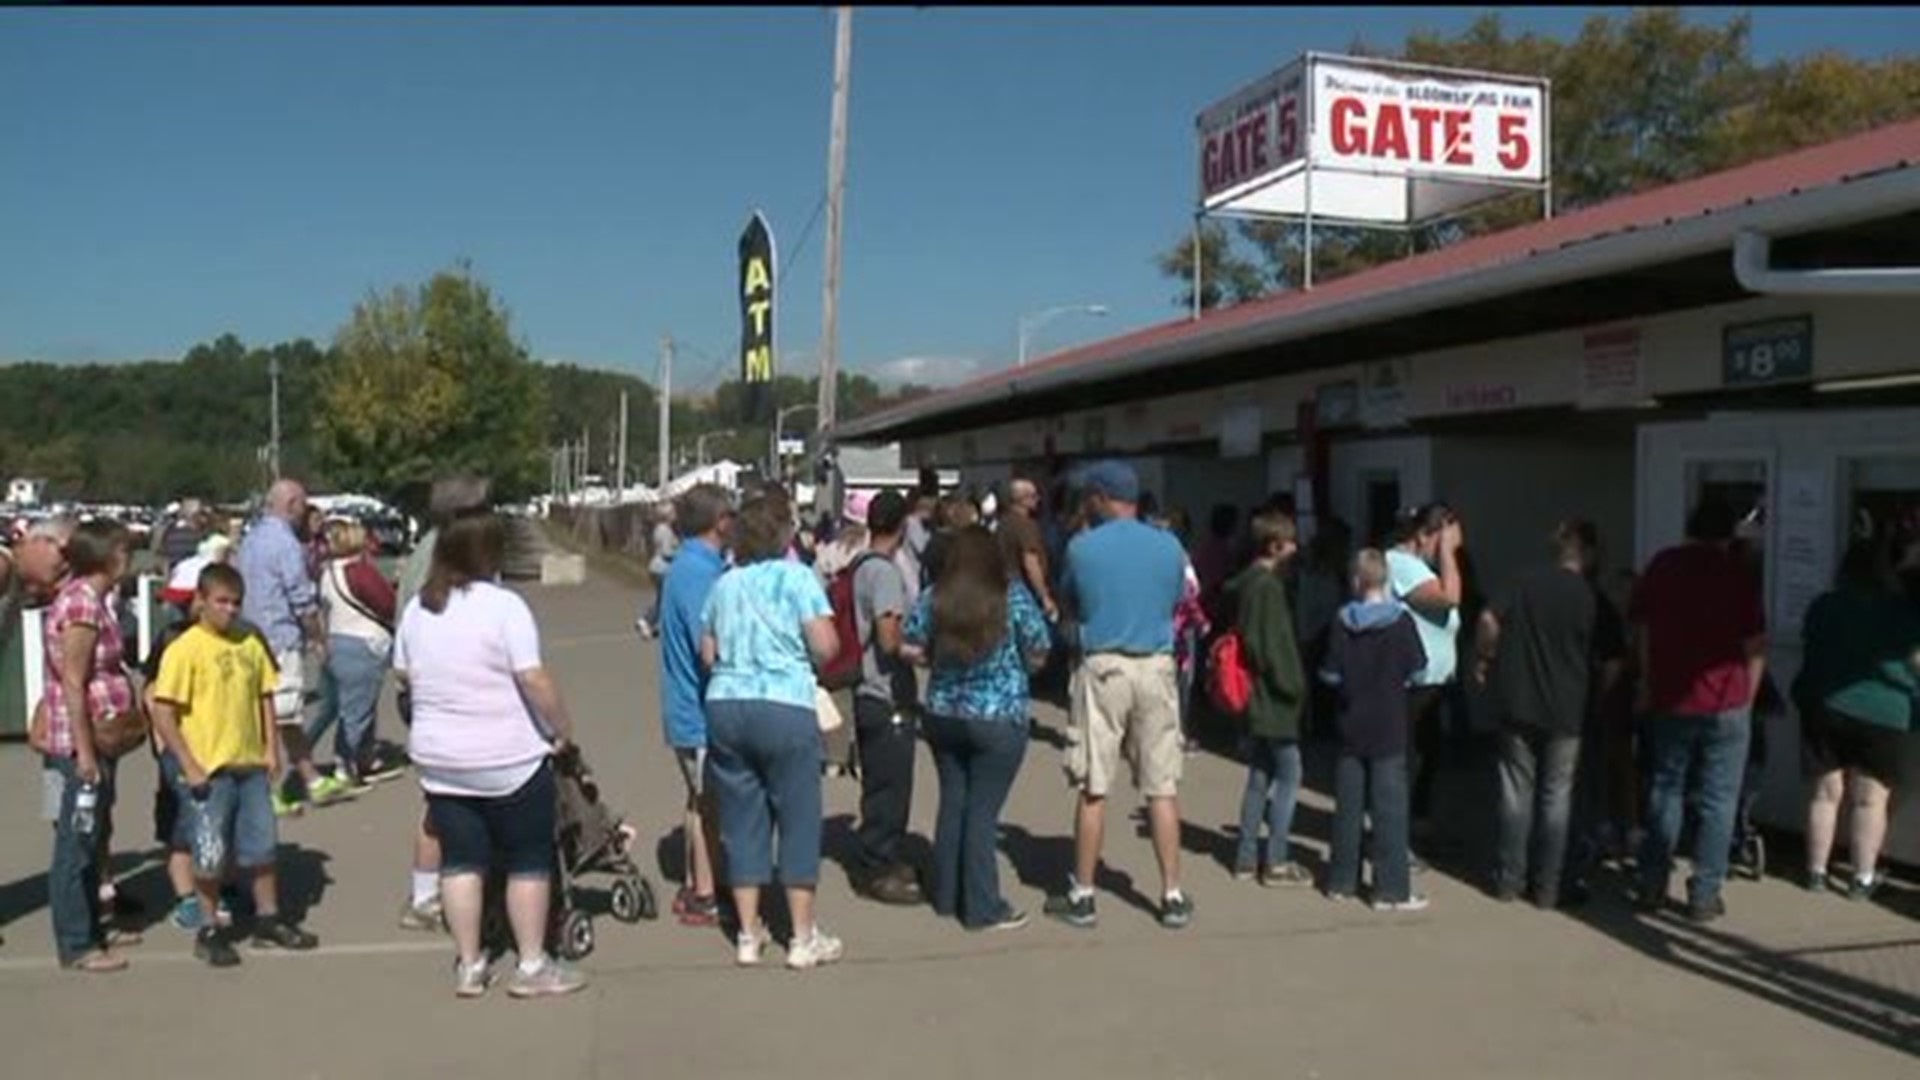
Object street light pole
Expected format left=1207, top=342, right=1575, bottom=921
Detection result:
left=697, top=429, right=737, bottom=469
left=772, top=403, right=819, bottom=480
left=1017, top=303, right=1109, bottom=366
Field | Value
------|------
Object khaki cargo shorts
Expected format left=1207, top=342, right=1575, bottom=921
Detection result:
left=1065, top=653, right=1182, bottom=799
left=272, top=648, right=308, bottom=728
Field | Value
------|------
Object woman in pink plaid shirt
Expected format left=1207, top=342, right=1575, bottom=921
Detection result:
left=41, top=520, right=138, bottom=973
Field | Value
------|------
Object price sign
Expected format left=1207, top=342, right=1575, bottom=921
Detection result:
left=1723, top=316, right=1813, bottom=386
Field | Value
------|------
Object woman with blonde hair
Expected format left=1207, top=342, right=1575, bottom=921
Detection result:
left=308, top=517, right=398, bottom=789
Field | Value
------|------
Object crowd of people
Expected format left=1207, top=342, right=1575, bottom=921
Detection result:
left=644, top=457, right=1917, bottom=969
left=1, top=455, right=1913, bottom=996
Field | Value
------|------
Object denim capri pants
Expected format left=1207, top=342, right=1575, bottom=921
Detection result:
left=705, top=699, right=824, bottom=887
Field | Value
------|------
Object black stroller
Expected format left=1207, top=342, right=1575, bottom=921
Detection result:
left=482, top=745, right=659, bottom=960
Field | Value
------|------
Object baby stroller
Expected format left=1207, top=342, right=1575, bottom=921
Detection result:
left=1728, top=683, right=1776, bottom=882
left=482, top=745, right=659, bottom=961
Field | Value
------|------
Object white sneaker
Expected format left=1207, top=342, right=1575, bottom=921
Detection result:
left=785, top=926, right=845, bottom=971
left=1370, top=894, right=1431, bottom=913
left=735, top=925, right=771, bottom=967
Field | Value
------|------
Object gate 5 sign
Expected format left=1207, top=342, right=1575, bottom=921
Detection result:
left=1197, top=60, right=1305, bottom=206
left=1311, top=59, right=1546, bottom=183
left=1723, top=315, right=1813, bottom=387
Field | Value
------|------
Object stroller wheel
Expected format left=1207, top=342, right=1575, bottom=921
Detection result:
left=611, top=876, right=652, bottom=924
left=559, top=909, right=595, bottom=960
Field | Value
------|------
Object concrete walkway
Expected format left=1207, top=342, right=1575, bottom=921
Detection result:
left=0, top=570, right=1914, bottom=1078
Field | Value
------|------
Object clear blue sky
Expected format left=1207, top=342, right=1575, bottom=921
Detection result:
left=4, top=6, right=1916, bottom=392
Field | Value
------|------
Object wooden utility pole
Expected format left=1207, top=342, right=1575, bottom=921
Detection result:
left=817, top=6, right=852, bottom=513
left=659, top=335, right=674, bottom=489
left=617, top=390, right=629, bottom=496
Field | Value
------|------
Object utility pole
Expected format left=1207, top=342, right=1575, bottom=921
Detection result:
left=658, top=335, right=674, bottom=490
left=268, top=354, right=283, bottom=481
left=581, top=426, right=590, bottom=489
left=817, top=6, right=852, bottom=475
left=617, top=390, right=630, bottom=498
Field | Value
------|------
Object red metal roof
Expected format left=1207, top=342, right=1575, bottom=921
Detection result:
left=849, top=118, right=1920, bottom=435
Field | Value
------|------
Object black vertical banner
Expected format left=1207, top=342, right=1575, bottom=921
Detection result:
left=738, top=211, right=776, bottom=426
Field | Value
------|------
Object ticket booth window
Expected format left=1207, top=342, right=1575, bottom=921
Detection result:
left=1687, top=459, right=1769, bottom=556
left=1362, top=471, right=1401, bottom=549
left=1843, top=456, right=1920, bottom=566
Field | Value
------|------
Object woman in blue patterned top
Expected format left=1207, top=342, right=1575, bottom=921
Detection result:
left=903, top=526, right=1051, bottom=931
left=699, top=493, right=845, bottom=971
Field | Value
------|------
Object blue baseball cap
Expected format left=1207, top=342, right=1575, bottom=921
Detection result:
left=1079, top=459, right=1139, bottom=503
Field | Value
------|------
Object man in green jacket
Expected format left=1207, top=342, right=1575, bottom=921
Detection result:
left=1229, top=510, right=1309, bottom=886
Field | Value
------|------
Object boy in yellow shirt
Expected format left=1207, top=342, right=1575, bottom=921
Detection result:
left=152, top=564, right=320, bottom=967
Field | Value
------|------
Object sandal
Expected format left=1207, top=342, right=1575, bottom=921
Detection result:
left=104, top=928, right=144, bottom=948
left=65, top=950, right=129, bottom=974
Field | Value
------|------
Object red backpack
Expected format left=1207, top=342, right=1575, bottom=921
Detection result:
left=819, top=552, right=885, bottom=691
left=1206, top=629, right=1254, bottom=718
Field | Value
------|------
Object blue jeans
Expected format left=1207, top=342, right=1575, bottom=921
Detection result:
left=1235, top=737, right=1302, bottom=871
left=1640, top=709, right=1751, bottom=907
left=45, top=755, right=113, bottom=965
left=925, top=714, right=1028, bottom=928
left=706, top=700, right=824, bottom=887
left=1176, top=628, right=1199, bottom=739
left=1328, top=753, right=1411, bottom=902
left=187, top=768, right=279, bottom=878
left=308, top=635, right=387, bottom=771
left=1496, top=728, right=1581, bottom=903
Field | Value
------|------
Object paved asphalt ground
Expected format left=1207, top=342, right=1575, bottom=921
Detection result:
left=1, top=569, right=1915, bottom=1078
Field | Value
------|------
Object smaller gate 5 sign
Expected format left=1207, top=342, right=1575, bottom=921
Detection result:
left=1723, top=315, right=1813, bottom=387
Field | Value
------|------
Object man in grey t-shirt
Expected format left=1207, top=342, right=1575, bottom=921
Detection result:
left=850, top=488, right=923, bottom=905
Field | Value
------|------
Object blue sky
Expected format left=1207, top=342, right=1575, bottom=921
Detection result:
left=4, top=6, right=1917, bottom=392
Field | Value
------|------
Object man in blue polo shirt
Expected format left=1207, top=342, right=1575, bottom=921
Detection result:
left=1043, top=460, right=1192, bottom=931
left=655, top=483, right=734, bottom=927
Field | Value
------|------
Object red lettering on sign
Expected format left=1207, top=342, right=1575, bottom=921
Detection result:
left=1497, top=113, right=1530, bottom=171
left=1409, top=106, right=1442, bottom=163
left=1371, top=102, right=1409, bottom=159
left=1444, top=110, right=1472, bottom=166
left=1331, top=97, right=1365, bottom=155
left=1278, top=97, right=1298, bottom=158
left=1249, top=110, right=1269, bottom=172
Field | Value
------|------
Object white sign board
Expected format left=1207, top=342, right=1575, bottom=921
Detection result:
left=1774, top=466, right=1830, bottom=641
left=1219, top=404, right=1263, bottom=459
left=1197, top=60, right=1305, bottom=207
left=1361, top=359, right=1410, bottom=429
left=1310, top=59, right=1547, bottom=183
left=1196, top=54, right=1550, bottom=225
left=1578, top=326, right=1645, bottom=410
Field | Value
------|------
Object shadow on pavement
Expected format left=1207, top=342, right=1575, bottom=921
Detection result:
left=998, top=822, right=1160, bottom=919
left=1568, top=876, right=1920, bottom=1057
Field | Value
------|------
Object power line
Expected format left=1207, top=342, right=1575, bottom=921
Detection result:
left=777, top=190, right=830, bottom=294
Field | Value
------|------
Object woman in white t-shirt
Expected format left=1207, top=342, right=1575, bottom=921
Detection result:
left=638, top=503, right=679, bottom=639
left=1387, top=504, right=1465, bottom=829
left=394, top=510, right=583, bottom=1001
left=310, top=520, right=397, bottom=788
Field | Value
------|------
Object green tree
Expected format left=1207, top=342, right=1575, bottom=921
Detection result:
left=316, top=265, right=547, bottom=502
left=1159, top=9, right=1920, bottom=309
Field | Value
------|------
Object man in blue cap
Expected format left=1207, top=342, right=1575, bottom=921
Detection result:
left=1044, top=459, right=1194, bottom=930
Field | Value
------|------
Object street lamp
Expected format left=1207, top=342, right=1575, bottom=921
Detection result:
left=696, top=429, right=737, bottom=468
left=773, top=403, right=819, bottom=476
left=1017, top=303, right=1109, bottom=367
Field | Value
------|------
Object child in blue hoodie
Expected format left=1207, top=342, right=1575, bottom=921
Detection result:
left=1321, top=549, right=1429, bottom=910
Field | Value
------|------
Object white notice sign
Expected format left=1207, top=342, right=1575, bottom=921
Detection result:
left=1774, top=466, right=1829, bottom=639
